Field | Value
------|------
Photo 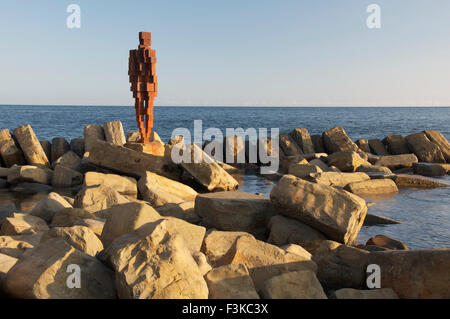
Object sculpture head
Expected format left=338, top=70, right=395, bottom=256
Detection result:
left=139, top=32, right=151, bottom=46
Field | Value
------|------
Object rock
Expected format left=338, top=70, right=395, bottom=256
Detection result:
left=288, top=163, right=322, bottom=179
left=195, top=191, right=275, bottom=238
left=368, top=139, right=389, bottom=155
left=291, top=128, right=315, bottom=154
left=13, top=125, right=50, bottom=168
left=261, top=270, right=327, bottom=299
left=178, top=144, right=239, bottom=192
left=51, top=138, right=70, bottom=163
left=124, top=141, right=165, bottom=156
left=4, top=238, right=116, bottom=299
left=327, top=151, right=370, bottom=172
left=201, top=229, right=255, bottom=266
left=0, top=253, right=17, bottom=285
left=344, top=179, right=399, bottom=195
left=218, top=236, right=316, bottom=292
left=103, top=221, right=208, bottom=299
left=7, top=165, right=53, bottom=185
left=0, top=204, right=17, bottom=225
left=100, top=202, right=161, bottom=247
left=192, top=251, right=212, bottom=276
left=382, top=135, right=410, bottom=155
left=0, top=178, right=6, bottom=189
left=268, top=215, right=326, bottom=253
left=84, top=171, right=138, bottom=198
left=281, top=243, right=311, bottom=257
left=279, top=133, right=303, bottom=156
left=0, top=213, right=49, bottom=236
left=393, top=174, right=450, bottom=188
left=322, top=126, right=360, bottom=155
left=0, top=233, right=43, bottom=258
left=309, top=158, right=329, bottom=171
left=366, top=234, right=408, bottom=250
left=30, top=192, right=73, bottom=223
left=73, top=219, right=105, bottom=236
left=205, top=264, right=259, bottom=299
left=52, top=165, right=83, bottom=188
left=405, top=132, right=445, bottom=163
left=84, top=124, right=105, bottom=153
left=155, top=201, right=199, bottom=224
left=312, top=240, right=370, bottom=290
left=311, top=135, right=325, bottom=153
left=74, top=185, right=130, bottom=214
left=356, top=139, right=370, bottom=153
left=310, top=171, right=370, bottom=187
left=138, top=171, right=197, bottom=207
left=9, top=182, right=52, bottom=194
left=363, top=214, right=401, bottom=226
left=270, top=175, right=367, bottom=244
left=368, top=249, right=450, bottom=298
left=104, top=121, right=126, bottom=146
left=51, top=208, right=95, bottom=227
left=70, top=138, right=85, bottom=158
left=413, top=162, right=447, bottom=177
left=332, top=288, right=398, bottom=299
left=126, top=131, right=142, bottom=143
left=43, top=225, right=103, bottom=257
left=356, top=164, right=392, bottom=174
left=88, top=140, right=180, bottom=180
left=424, top=129, right=450, bottom=163
left=52, top=151, right=81, bottom=171
left=39, top=140, right=51, bottom=162
left=372, top=153, right=419, bottom=169
left=0, top=129, right=25, bottom=167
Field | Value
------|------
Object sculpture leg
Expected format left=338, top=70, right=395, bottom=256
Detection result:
left=136, top=97, right=147, bottom=143
left=145, top=96, right=154, bottom=142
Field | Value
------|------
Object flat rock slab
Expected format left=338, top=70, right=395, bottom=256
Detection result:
left=373, top=154, right=418, bottom=169
left=363, top=213, right=401, bottom=226
left=393, top=174, right=450, bottom=188
left=413, top=162, right=448, bottom=177
left=344, top=179, right=399, bottom=195
left=310, top=171, right=370, bottom=187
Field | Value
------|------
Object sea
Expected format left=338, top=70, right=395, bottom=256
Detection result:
left=0, top=105, right=449, bottom=249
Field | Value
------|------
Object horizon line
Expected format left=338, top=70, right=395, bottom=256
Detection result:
left=1, top=104, right=449, bottom=108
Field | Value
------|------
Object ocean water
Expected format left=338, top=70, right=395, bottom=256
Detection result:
left=0, top=105, right=449, bottom=249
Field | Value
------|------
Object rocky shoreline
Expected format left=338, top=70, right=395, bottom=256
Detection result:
left=0, top=122, right=449, bottom=299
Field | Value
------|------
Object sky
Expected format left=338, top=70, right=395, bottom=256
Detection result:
left=0, top=0, right=449, bottom=107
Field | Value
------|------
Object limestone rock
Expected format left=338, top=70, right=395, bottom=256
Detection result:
left=368, top=139, right=389, bottom=155
left=356, top=139, right=370, bottom=153
left=424, top=129, right=450, bottom=163
left=279, top=133, right=303, bottom=156
left=393, top=174, right=450, bottom=188
left=52, top=151, right=81, bottom=171
left=192, top=251, right=212, bottom=276
left=382, top=135, right=410, bottom=155
left=74, top=219, right=105, bottom=237
left=344, top=179, right=399, bottom=195
left=52, top=165, right=83, bottom=188
left=0, top=129, right=25, bottom=167
left=155, top=201, right=199, bottom=224
left=205, top=264, right=259, bottom=299
left=0, top=233, right=43, bottom=258
left=84, top=124, right=105, bottom=153
left=373, top=153, right=418, bottom=169
left=262, top=270, right=327, bottom=299
left=7, top=165, right=53, bottom=185
left=195, top=191, right=276, bottom=238
left=0, top=213, right=49, bottom=236
left=413, top=162, right=447, bottom=177
left=0, top=253, right=17, bottom=285
left=30, top=192, right=73, bottom=223
left=104, top=121, right=126, bottom=146
left=356, top=164, right=392, bottom=174
left=0, top=204, right=17, bottom=225
left=84, top=171, right=138, bottom=198
left=366, top=234, right=408, bottom=250
left=322, top=126, right=360, bottom=155
left=270, top=175, right=367, bottom=244
left=288, top=163, right=322, bottom=179
left=309, top=158, right=329, bottom=171
left=332, top=288, right=398, bottom=299
left=311, top=135, right=325, bottom=153
left=363, top=214, right=401, bottom=226
left=405, top=132, right=445, bottom=163
left=51, top=138, right=70, bottom=163
left=327, top=151, right=370, bottom=172
left=310, top=171, right=370, bottom=187
left=74, top=185, right=130, bottom=214
left=13, top=125, right=50, bottom=168
left=291, top=128, right=315, bottom=154
left=51, top=208, right=95, bottom=227
left=138, top=171, right=197, bottom=207
left=4, top=238, right=116, bottom=299
left=70, top=138, right=85, bottom=158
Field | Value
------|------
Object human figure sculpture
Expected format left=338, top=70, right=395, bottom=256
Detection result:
left=129, top=32, right=158, bottom=144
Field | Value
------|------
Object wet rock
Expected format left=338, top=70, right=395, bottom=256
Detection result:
left=0, top=233, right=43, bottom=258
left=424, top=129, right=450, bottom=163
left=138, top=171, right=197, bottom=207
left=405, top=132, right=445, bottom=163
left=0, top=213, right=49, bottom=236
left=85, top=171, right=138, bottom=198
left=52, top=151, right=81, bottom=171
left=205, top=264, right=259, bottom=299
left=84, top=124, right=105, bottom=153
left=363, top=213, right=401, bottom=226
left=331, top=288, right=398, bottom=299
left=51, top=208, right=95, bottom=227
left=279, top=133, right=303, bottom=156
left=155, top=201, right=199, bottom=224
left=51, top=138, right=70, bottom=163
left=7, top=165, right=53, bottom=185
left=0, top=129, right=25, bottom=167
left=268, top=215, right=327, bottom=253
left=382, top=135, right=410, bottom=155
left=70, top=138, right=85, bottom=158
left=4, top=238, right=116, bottom=299
left=291, top=128, right=315, bottom=154
left=74, top=185, right=130, bottom=214
left=373, top=153, right=418, bottom=169
left=104, top=121, right=126, bottom=146
left=344, top=179, right=399, bottom=195
left=195, top=191, right=276, bottom=238
left=366, top=234, right=408, bottom=250
left=13, top=124, right=50, bottom=168
left=327, top=151, right=370, bottom=172
left=368, top=139, right=389, bottom=156
left=262, top=270, right=327, bottom=299
left=52, top=165, right=83, bottom=188
left=413, top=162, right=447, bottom=177
left=30, top=192, right=73, bottom=223
left=393, top=174, right=450, bottom=188
left=270, top=175, right=367, bottom=244
left=310, top=171, right=370, bottom=187
left=311, top=135, right=325, bottom=153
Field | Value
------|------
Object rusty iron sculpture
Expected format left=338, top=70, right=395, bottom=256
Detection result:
left=129, top=32, right=158, bottom=144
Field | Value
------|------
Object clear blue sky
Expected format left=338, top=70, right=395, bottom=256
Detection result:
left=0, top=0, right=449, bottom=106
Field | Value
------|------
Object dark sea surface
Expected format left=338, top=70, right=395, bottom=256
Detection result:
left=0, top=105, right=449, bottom=249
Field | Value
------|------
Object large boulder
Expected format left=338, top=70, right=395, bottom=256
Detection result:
left=310, top=171, right=370, bottom=187
left=201, top=229, right=255, bottom=266
left=73, top=185, right=130, bottom=214
left=311, top=135, right=325, bottom=153
left=51, top=208, right=95, bottom=227
left=0, top=233, right=43, bottom=258
left=51, top=165, right=83, bottom=188
left=322, top=126, right=360, bottom=155
left=279, top=133, right=303, bottom=156
left=30, top=192, right=73, bottom=223
left=104, top=121, right=126, bottom=146
left=261, top=270, right=327, bottom=299
left=70, top=138, right=85, bottom=158
left=382, top=135, right=410, bottom=155
left=373, top=153, right=418, bottom=169
left=405, top=132, right=445, bottom=163
left=413, top=162, right=447, bottom=177
left=344, top=179, right=399, bottom=195
left=138, top=171, right=197, bottom=207
left=326, top=151, right=370, bottom=172
left=13, top=125, right=50, bottom=168
left=217, top=236, right=316, bottom=292
left=0, top=129, right=25, bottom=167
left=424, top=130, right=450, bottom=163
left=84, top=124, right=105, bottom=153
left=195, top=192, right=276, bottom=238
left=288, top=163, right=322, bottom=179
left=100, top=202, right=161, bottom=247
left=52, top=151, right=81, bottom=171
left=74, top=219, right=105, bottom=237
left=393, top=174, right=450, bottom=188
left=4, top=238, right=116, bottom=299
left=368, top=139, right=389, bottom=155
left=7, top=165, right=53, bottom=185
left=51, top=138, right=70, bottom=163
left=356, top=164, right=392, bottom=174
left=355, top=139, right=370, bottom=153
left=366, top=234, right=408, bottom=250
left=0, top=213, right=49, bottom=236
left=332, top=288, right=398, bottom=299
left=270, top=175, right=367, bottom=244
left=268, top=215, right=327, bottom=253
left=291, top=128, right=315, bottom=154
left=102, top=221, right=208, bottom=299
left=40, top=141, right=51, bottom=162
left=88, top=140, right=180, bottom=180
left=84, top=172, right=138, bottom=198
left=204, top=264, right=260, bottom=299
